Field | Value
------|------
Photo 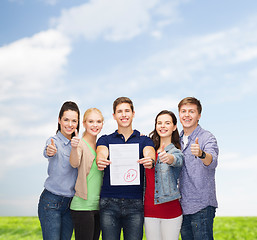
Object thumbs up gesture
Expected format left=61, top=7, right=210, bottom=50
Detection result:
left=46, top=138, right=57, bottom=157
left=191, top=137, right=201, bottom=157
left=71, top=129, right=80, bottom=148
left=158, top=143, right=170, bottom=164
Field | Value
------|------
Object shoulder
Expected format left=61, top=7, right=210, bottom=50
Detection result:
left=45, top=133, right=58, bottom=145
left=198, top=127, right=216, bottom=139
left=139, top=134, right=154, bottom=147
left=166, top=143, right=182, bottom=154
left=196, top=126, right=218, bottom=146
left=96, top=132, right=116, bottom=146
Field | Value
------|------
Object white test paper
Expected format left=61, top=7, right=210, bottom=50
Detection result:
left=109, top=143, right=140, bottom=186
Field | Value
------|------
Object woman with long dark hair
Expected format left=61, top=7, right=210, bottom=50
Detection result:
left=144, top=110, right=184, bottom=240
left=38, top=101, right=80, bottom=240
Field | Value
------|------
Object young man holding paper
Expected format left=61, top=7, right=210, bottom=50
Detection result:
left=96, top=97, right=155, bottom=240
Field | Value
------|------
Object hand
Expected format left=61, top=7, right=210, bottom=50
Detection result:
left=46, top=138, right=57, bottom=157
left=158, top=144, right=174, bottom=164
left=138, top=157, right=153, bottom=169
left=71, top=129, right=80, bottom=148
left=191, top=137, right=202, bottom=157
left=97, top=158, right=111, bottom=171
left=158, top=144, right=168, bottom=163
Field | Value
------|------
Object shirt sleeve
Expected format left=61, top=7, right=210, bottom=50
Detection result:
left=201, top=132, right=219, bottom=169
left=96, top=135, right=109, bottom=148
left=142, top=136, right=154, bottom=149
left=169, top=148, right=184, bottom=167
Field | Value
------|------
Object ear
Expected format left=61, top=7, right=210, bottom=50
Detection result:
left=173, top=125, right=177, bottom=132
left=113, top=113, right=116, bottom=121
left=58, top=117, right=61, bottom=124
left=132, top=111, right=135, bottom=119
left=197, top=113, right=201, bottom=122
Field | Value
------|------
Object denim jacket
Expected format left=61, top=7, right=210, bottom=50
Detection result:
left=154, top=143, right=184, bottom=204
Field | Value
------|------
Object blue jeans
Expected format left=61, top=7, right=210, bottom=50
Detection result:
left=38, top=189, right=74, bottom=240
left=180, top=206, right=216, bottom=240
left=99, top=198, right=144, bottom=240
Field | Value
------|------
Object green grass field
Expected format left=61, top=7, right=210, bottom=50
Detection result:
left=0, top=216, right=256, bottom=239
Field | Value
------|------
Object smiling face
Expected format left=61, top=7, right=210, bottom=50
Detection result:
left=156, top=114, right=177, bottom=139
left=58, top=110, right=79, bottom=139
left=113, top=103, right=135, bottom=128
left=83, top=111, right=103, bottom=137
left=179, top=103, right=201, bottom=135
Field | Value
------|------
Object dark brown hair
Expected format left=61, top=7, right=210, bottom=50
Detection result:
left=57, top=101, right=80, bottom=138
left=149, top=110, right=181, bottom=150
left=113, top=97, right=134, bottom=113
left=178, top=97, right=202, bottom=114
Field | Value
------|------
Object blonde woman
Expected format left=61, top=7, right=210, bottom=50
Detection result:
left=69, top=108, right=104, bottom=240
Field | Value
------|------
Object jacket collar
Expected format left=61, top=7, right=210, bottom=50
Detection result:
left=57, top=131, right=71, bottom=146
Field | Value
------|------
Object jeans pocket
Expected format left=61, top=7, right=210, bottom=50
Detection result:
left=44, top=201, right=59, bottom=210
left=130, top=199, right=143, bottom=211
left=99, top=198, right=111, bottom=210
left=40, top=190, right=60, bottom=211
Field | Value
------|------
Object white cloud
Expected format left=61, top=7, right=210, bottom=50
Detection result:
left=0, top=29, right=71, bottom=100
left=52, top=0, right=185, bottom=41
left=133, top=96, right=179, bottom=134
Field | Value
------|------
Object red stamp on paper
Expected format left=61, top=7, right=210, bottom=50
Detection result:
left=124, top=169, right=138, bottom=182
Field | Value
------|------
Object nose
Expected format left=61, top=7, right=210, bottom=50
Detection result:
left=69, top=121, right=72, bottom=126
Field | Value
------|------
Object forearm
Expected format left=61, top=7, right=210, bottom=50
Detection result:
left=143, top=146, right=155, bottom=161
left=201, top=151, right=213, bottom=166
left=96, top=146, right=110, bottom=170
left=96, top=146, right=109, bottom=162
left=69, top=148, right=80, bottom=168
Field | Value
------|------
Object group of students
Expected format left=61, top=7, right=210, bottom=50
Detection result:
left=38, top=96, right=219, bottom=240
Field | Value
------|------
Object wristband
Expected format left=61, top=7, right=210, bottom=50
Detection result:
left=199, top=150, right=206, bottom=159
left=151, top=159, right=155, bottom=168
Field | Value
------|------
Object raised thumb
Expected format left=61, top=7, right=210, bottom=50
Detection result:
left=51, top=138, right=55, bottom=146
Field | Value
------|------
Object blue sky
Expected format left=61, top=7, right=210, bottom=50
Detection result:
left=1, top=0, right=257, bottom=216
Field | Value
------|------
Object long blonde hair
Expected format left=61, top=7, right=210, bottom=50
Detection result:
left=82, top=108, right=104, bottom=137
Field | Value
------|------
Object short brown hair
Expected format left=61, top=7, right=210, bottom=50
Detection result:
left=178, top=97, right=202, bottom=114
left=113, top=97, right=134, bottom=113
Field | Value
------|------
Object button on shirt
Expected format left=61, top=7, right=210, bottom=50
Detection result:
left=43, top=131, right=78, bottom=197
left=179, top=125, right=219, bottom=215
left=96, top=130, right=154, bottom=199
